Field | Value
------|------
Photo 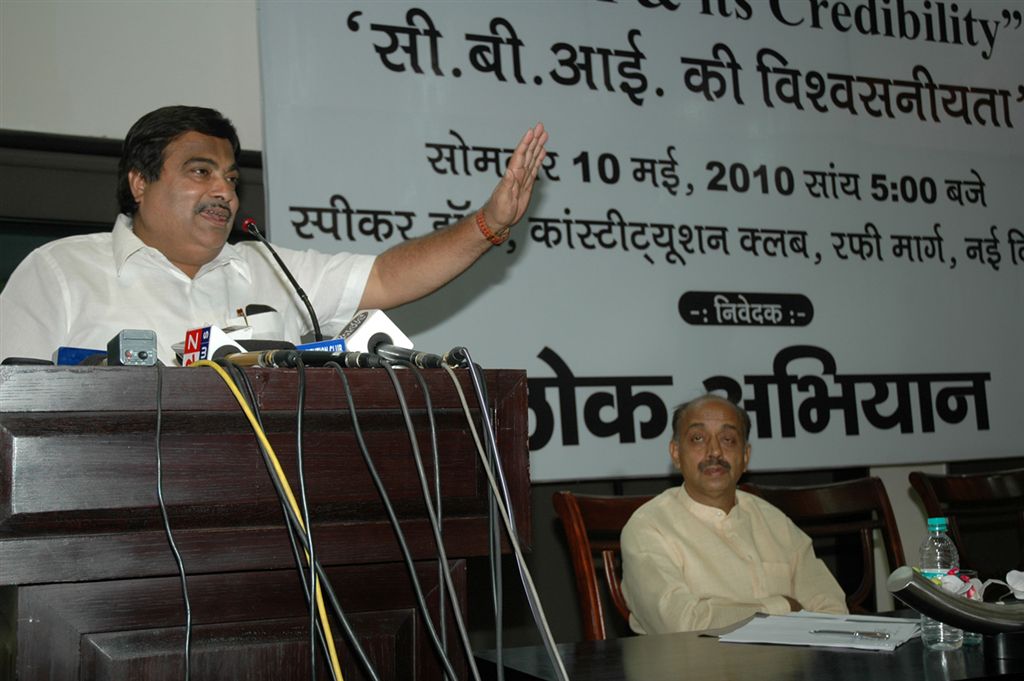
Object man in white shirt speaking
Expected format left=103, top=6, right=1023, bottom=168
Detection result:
left=0, top=105, right=547, bottom=364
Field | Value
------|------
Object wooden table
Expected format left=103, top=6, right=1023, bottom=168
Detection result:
left=476, top=628, right=1022, bottom=681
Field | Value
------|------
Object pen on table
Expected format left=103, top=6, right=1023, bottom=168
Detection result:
left=810, top=629, right=891, bottom=640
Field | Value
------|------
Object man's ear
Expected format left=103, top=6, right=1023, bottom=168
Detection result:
left=740, top=443, right=752, bottom=473
left=669, top=438, right=681, bottom=472
left=128, top=169, right=147, bottom=204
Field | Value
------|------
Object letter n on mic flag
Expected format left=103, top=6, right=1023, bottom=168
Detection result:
left=182, top=327, right=212, bottom=367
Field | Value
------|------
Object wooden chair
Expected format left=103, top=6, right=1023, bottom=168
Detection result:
left=909, top=468, right=1024, bottom=576
left=739, top=477, right=906, bottom=613
left=551, top=491, right=652, bottom=641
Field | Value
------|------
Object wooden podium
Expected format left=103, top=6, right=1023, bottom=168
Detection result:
left=0, top=365, right=530, bottom=680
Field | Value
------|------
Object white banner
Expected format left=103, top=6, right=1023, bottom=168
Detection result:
left=258, top=0, right=1023, bottom=481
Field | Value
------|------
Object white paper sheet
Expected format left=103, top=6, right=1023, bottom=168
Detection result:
left=718, top=612, right=921, bottom=652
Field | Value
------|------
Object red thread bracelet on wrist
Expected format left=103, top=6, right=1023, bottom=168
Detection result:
left=476, top=210, right=509, bottom=246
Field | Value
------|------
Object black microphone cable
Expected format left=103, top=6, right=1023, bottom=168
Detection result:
left=447, top=350, right=570, bottom=681
left=153, top=362, right=193, bottom=681
left=390, top=359, right=449, bottom=654
left=378, top=361, right=483, bottom=681
left=438, top=350, right=507, bottom=679
left=452, top=351, right=506, bottom=680
left=193, top=360, right=378, bottom=681
left=292, top=356, right=320, bottom=679
left=372, top=343, right=500, bottom=675
left=425, top=368, right=449, bottom=658
left=462, top=349, right=521, bottom=645
left=328, top=363, right=462, bottom=681
left=215, top=361, right=373, bottom=681
left=473, top=361, right=505, bottom=681
left=216, top=360, right=337, bottom=681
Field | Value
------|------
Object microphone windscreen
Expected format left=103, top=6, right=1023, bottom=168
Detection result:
left=338, top=310, right=413, bottom=353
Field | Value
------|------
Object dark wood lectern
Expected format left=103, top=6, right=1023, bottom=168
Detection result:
left=0, top=365, right=530, bottom=680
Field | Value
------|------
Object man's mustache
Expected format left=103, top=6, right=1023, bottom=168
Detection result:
left=195, top=201, right=233, bottom=217
left=698, top=456, right=731, bottom=472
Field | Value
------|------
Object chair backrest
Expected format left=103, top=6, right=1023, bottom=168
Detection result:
left=739, top=477, right=906, bottom=613
left=909, top=468, right=1024, bottom=576
left=552, top=491, right=652, bottom=641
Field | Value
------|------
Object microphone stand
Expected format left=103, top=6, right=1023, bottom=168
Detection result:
left=241, top=218, right=323, bottom=342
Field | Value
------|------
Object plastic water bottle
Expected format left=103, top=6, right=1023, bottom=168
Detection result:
left=919, top=517, right=963, bottom=650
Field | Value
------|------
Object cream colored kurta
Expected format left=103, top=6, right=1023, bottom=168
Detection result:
left=621, top=485, right=848, bottom=633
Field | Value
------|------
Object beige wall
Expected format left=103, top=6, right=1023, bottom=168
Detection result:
left=0, top=0, right=263, bottom=148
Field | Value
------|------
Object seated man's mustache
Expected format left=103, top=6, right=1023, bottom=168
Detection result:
left=698, top=456, right=731, bottom=472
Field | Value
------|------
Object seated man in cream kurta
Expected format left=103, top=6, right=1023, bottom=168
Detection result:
left=620, top=394, right=848, bottom=633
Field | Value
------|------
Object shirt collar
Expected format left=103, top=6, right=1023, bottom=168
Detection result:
left=111, top=214, right=149, bottom=274
left=111, top=213, right=251, bottom=282
left=680, top=483, right=745, bottom=522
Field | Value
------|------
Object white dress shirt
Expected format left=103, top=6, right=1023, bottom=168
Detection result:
left=0, top=214, right=375, bottom=365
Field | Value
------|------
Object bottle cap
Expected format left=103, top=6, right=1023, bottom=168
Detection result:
left=927, top=517, right=949, bottom=531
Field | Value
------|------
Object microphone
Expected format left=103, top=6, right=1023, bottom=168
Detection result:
left=220, top=348, right=300, bottom=368
left=337, top=309, right=413, bottom=353
left=182, top=325, right=244, bottom=366
left=338, top=309, right=467, bottom=368
left=241, top=218, right=323, bottom=342
left=181, top=324, right=295, bottom=366
left=373, top=343, right=444, bottom=368
left=182, top=324, right=378, bottom=369
left=290, top=350, right=385, bottom=368
left=373, top=343, right=468, bottom=369
left=221, top=349, right=384, bottom=369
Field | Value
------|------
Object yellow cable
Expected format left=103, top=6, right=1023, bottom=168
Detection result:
left=192, top=360, right=344, bottom=680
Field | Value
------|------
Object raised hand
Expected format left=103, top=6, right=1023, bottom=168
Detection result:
left=481, top=122, right=548, bottom=233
